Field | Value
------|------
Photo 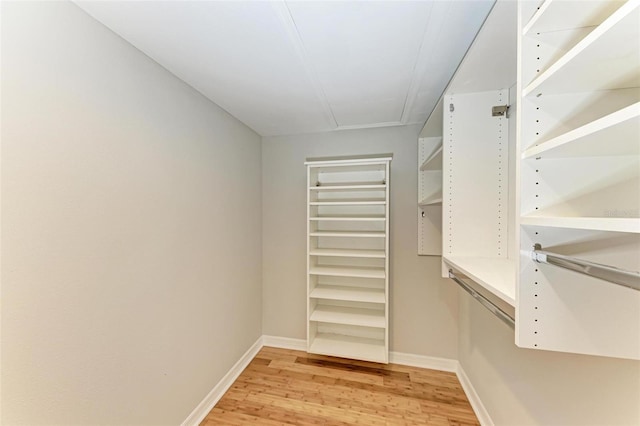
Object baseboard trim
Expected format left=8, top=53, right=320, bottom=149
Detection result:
left=183, top=335, right=491, bottom=426
left=389, top=351, right=458, bottom=372
left=181, top=336, right=263, bottom=426
left=456, top=363, right=493, bottom=426
left=262, top=335, right=307, bottom=351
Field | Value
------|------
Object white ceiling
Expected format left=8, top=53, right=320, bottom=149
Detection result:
left=75, top=1, right=495, bottom=137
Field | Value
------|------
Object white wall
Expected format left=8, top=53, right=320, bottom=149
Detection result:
left=1, top=2, right=262, bottom=424
left=262, top=125, right=459, bottom=359
left=459, top=294, right=640, bottom=425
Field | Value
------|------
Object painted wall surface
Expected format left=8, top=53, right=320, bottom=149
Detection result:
left=458, top=294, right=640, bottom=425
left=262, top=126, right=459, bottom=359
left=1, top=2, right=262, bottom=424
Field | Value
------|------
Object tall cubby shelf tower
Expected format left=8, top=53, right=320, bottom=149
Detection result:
left=305, top=156, right=391, bottom=364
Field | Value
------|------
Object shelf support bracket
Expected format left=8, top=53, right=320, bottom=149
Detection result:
left=491, top=104, right=510, bottom=118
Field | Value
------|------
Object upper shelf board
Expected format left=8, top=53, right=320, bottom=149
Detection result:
left=522, top=102, right=640, bottom=159
left=520, top=216, right=640, bottom=233
left=523, top=1, right=640, bottom=97
left=523, top=0, right=624, bottom=36
left=419, top=145, right=443, bottom=171
left=309, top=183, right=386, bottom=191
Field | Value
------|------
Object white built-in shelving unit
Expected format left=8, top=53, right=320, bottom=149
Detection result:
left=437, top=0, right=519, bottom=316
left=430, top=0, right=639, bottom=361
left=305, top=156, right=391, bottom=363
left=517, top=0, right=640, bottom=359
left=418, top=97, right=444, bottom=255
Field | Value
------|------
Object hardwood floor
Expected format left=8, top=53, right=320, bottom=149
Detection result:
left=201, top=346, right=479, bottom=425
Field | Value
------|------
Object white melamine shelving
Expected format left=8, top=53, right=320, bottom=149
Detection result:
left=418, top=133, right=444, bottom=256
left=309, top=183, right=386, bottom=191
left=522, top=102, right=640, bottom=159
left=310, top=305, right=386, bottom=328
left=518, top=0, right=640, bottom=360
left=438, top=0, right=519, bottom=319
left=309, top=230, right=385, bottom=238
left=443, top=256, right=516, bottom=306
left=310, top=199, right=386, bottom=206
left=306, top=156, right=391, bottom=363
left=523, top=0, right=623, bottom=35
left=520, top=216, right=640, bottom=234
left=309, top=248, right=385, bottom=258
left=419, top=192, right=443, bottom=207
left=523, top=1, right=640, bottom=96
left=310, top=285, right=385, bottom=304
left=309, top=266, right=386, bottom=279
left=419, top=144, right=443, bottom=171
left=310, top=214, right=386, bottom=221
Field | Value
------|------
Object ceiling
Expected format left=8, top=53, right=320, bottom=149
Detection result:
left=75, top=1, right=495, bottom=137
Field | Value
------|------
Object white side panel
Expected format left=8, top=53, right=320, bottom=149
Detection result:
left=443, top=90, right=510, bottom=259
left=517, top=227, right=640, bottom=360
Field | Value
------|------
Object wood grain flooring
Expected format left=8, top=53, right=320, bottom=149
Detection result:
left=201, top=346, right=479, bottom=425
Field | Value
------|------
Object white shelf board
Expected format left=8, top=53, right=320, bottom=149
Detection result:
left=309, top=266, right=386, bottom=279
left=309, top=183, right=386, bottom=191
left=310, top=305, right=386, bottom=328
left=419, top=145, right=443, bottom=171
left=309, top=248, right=385, bottom=258
left=310, top=199, right=386, bottom=206
left=443, top=256, right=516, bottom=306
left=310, top=285, right=385, bottom=304
left=310, top=215, right=386, bottom=221
left=522, top=102, right=640, bottom=159
left=419, top=192, right=443, bottom=207
left=308, top=333, right=386, bottom=363
left=523, top=1, right=640, bottom=96
left=309, top=231, right=385, bottom=238
left=520, top=216, right=640, bottom=233
left=523, top=0, right=622, bottom=36
left=305, top=156, right=392, bottom=167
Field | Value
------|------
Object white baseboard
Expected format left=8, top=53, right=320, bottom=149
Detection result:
left=389, top=351, right=458, bottom=373
left=261, top=335, right=307, bottom=351
left=183, top=335, right=491, bottom=426
left=456, top=363, right=493, bottom=426
left=181, top=336, right=263, bottom=426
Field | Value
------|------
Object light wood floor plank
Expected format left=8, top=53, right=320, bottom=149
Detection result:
left=200, top=347, right=479, bottom=425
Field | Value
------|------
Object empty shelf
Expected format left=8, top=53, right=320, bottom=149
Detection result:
left=309, top=266, right=386, bottom=279
left=523, top=0, right=623, bottom=35
left=310, top=214, right=386, bottom=221
left=309, top=231, right=385, bottom=238
left=523, top=1, right=640, bottom=96
left=309, top=182, right=386, bottom=191
left=309, top=248, right=385, bottom=258
left=522, top=102, right=640, bottom=159
left=419, top=145, right=443, bottom=171
left=310, top=199, right=386, bottom=206
left=520, top=216, right=640, bottom=233
left=419, top=192, right=443, bottom=207
left=310, top=285, right=385, bottom=304
left=310, top=305, right=386, bottom=328
left=443, top=256, right=516, bottom=306
left=308, top=333, right=386, bottom=363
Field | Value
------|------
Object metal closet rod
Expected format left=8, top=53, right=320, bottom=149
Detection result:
left=531, top=244, right=640, bottom=292
left=448, top=270, right=515, bottom=330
